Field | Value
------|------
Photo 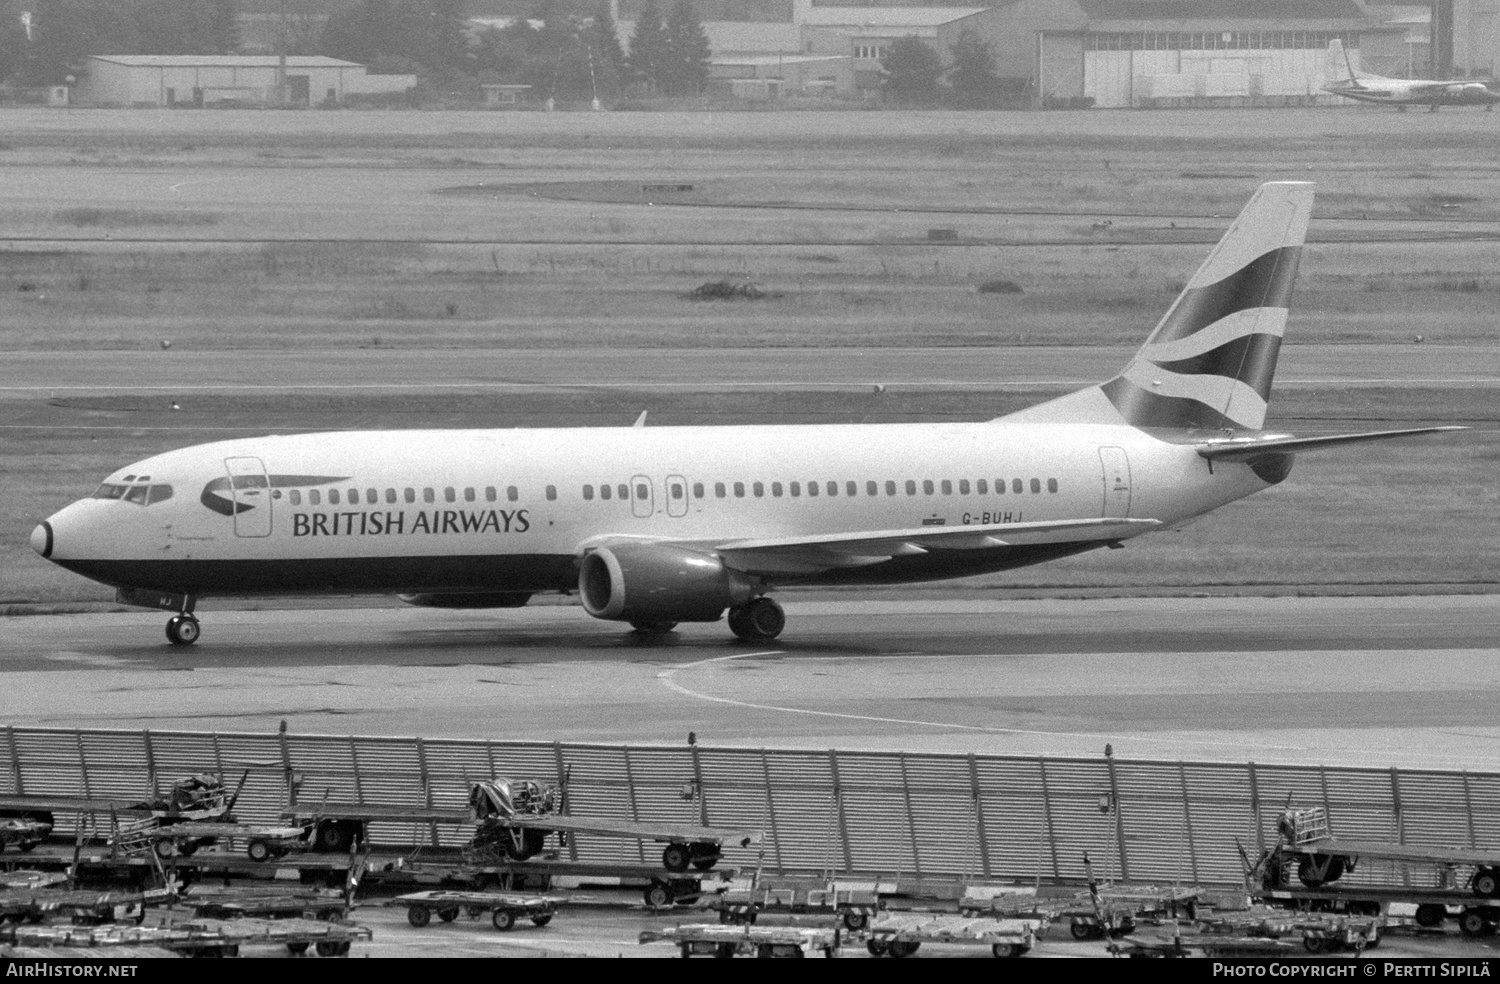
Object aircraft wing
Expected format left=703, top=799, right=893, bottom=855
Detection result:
left=713, top=517, right=1159, bottom=575
left=1196, top=426, right=1465, bottom=463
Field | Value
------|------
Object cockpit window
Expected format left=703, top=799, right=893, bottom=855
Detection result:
left=93, top=482, right=173, bottom=505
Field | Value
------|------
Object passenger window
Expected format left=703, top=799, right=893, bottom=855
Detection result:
left=618, top=484, right=628, bottom=500
left=464, top=488, right=475, bottom=503
left=486, top=487, right=497, bottom=502
left=865, top=481, right=876, bottom=496
left=1012, top=479, right=1022, bottom=494
left=423, top=488, right=435, bottom=503
left=509, top=486, right=520, bottom=502
left=546, top=485, right=557, bottom=501
left=310, top=490, right=321, bottom=505
left=923, top=480, right=934, bottom=495
left=806, top=482, right=817, bottom=497
left=771, top=482, right=783, bottom=498
left=385, top=488, right=396, bottom=504
left=288, top=489, right=301, bottom=506
left=905, top=480, right=917, bottom=496
left=790, top=482, right=800, bottom=497
left=693, top=482, right=704, bottom=499
left=367, top=489, right=378, bottom=504
left=733, top=482, right=745, bottom=498
left=716, top=482, right=727, bottom=498
left=439, top=487, right=451, bottom=503
left=958, top=479, right=969, bottom=495
left=601, top=485, right=612, bottom=500
left=1048, top=478, right=1059, bottom=493
left=977, top=479, right=988, bottom=494
left=941, top=480, right=952, bottom=495
left=583, top=485, right=594, bottom=501
left=634, top=483, right=647, bottom=500
left=670, top=482, right=684, bottom=500
left=753, top=482, right=764, bottom=498
left=995, top=480, right=1005, bottom=495
left=124, top=485, right=149, bottom=505
left=885, top=481, right=896, bottom=496
left=272, top=489, right=282, bottom=500
left=405, top=488, right=415, bottom=503
left=329, top=489, right=340, bottom=505
left=1030, top=478, right=1041, bottom=493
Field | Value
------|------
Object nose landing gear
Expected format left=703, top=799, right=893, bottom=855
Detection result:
left=166, top=612, right=200, bottom=646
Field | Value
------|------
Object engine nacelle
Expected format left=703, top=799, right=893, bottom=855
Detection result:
left=579, top=543, right=755, bottom=623
left=398, top=592, right=532, bottom=609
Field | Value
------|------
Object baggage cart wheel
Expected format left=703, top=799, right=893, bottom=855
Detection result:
left=716, top=942, right=737, bottom=958
left=154, top=839, right=177, bottom=859
left=315, top=940, right=348, bottom=957
left=1460, top=908, right=1494, bottom=938
left=1415, top=904, right=1447, bottom=928
left=1302, top=935, right=1332, bottom=954
left=866, top=939, right=888, bottom=956
left=530, top=913, right=553, bottom=927
left=842, top=910, right=868, bottom=931
left=246, top=839, right=272, bottom=862
left=492, top=908, right=516, bottom=931
left=286, top=942, right=309, bottom=954
left=1473, top=868, right=1500, bottom=897
left=407, top=906, right=431, bottom=928
left=661, top=843, right=691, bottom=872
left=887, top=940, right=919, bottom=958
left=438, top=907, right=459, bottom=923
left=1070, top=919, right=1098, bottom=940
left=992, top=943, right=1023, bottom=958
left=643, top=882, right=672, bottom=908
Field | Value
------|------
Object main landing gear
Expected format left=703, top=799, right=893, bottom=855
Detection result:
left=727, top=598, right=784, bottom=642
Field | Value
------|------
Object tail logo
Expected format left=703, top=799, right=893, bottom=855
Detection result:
left=1104, top=245, right=1301, bottom=431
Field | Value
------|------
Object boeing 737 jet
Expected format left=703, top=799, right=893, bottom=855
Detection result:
left=31, top=182, right=1460, bottom=646
left=1324, top=39, right=1499, bottom=110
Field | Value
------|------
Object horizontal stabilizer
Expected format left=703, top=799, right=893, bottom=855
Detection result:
left=1196, top=426, right=1466, bottom=462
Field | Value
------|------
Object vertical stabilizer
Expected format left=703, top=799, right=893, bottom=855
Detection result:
left=1002, top=181, right=1314, bottom=432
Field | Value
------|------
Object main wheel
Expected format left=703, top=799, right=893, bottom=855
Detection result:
left=165, top=615, right=200, bottom=646
left=407, top=906, right=431, bottom=928
left=729, top=598, right=785, bottom=641
left=662, top=843, right=691, bottom=872
left=1474, top=868, right=1500, bottom=897
left=246, top=839, right=272, bottom=862
left=491, top=908, right=516, bottom=931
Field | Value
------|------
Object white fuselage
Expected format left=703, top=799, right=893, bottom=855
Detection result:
left=38, top=420, right=1275, bottom=598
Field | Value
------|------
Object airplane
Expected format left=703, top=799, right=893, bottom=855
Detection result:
left=30, top=181, right=1463, bottom=647
left=1324, top=38, right=1499, bottom=111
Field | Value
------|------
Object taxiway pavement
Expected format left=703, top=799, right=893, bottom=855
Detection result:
left=3, top=594, right=1497, bottom=772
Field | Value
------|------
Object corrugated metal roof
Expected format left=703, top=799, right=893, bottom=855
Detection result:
left=88, top=55, right=365, bottom=69
left=800, top=7, right=987, bottom=28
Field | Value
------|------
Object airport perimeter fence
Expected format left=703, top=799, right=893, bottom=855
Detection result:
left=3, top=725, right=1498, bottom=888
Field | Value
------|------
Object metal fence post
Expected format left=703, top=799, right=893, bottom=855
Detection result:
left=622, top=746, right=644, bottom=864
left=1105, top=745, right=1128, bottom=882
left=416, top=737, right=438, bottom=848
left=1038, top=757, right=1060, bottom=881
left=691, top=741, right=707, bottom=827
left=1179, top=761, right=1199, bottom=884
left=143, top=729, right=157, bottom=800
left=968, top=753, right=992, bottom=879
left=897, top=752, right=920, bottom=878
left=828, top=749, right=853, bottom=875
left=1249, top=761, right=1262, bottom=854
left=555, top=741, right=578, bottom=862
left=761, top=748, right=782, bottom=872
left=279, top=722, right=295, bottom=807
left=4, top=727, right=21, bottom=795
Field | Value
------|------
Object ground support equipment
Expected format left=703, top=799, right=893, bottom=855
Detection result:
left=183, top=888, right=352, bottom=923
left=639, top=923, right=840, bottom=958
left=712, top=882, right=879, bottom=930
left=0, top=915, right=371, bottom=957
left=0, top=886, right=176, bottom=926
left=0, top=820, right=48, bottom=854
left=862, top=912, right=1040, bottom=958
left=387, top=889, right=560, bottom=932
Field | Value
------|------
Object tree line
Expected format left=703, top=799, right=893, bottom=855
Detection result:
left=882, top=31, right=1029, bottom=109
left=1, top=0, right=712, bottom=102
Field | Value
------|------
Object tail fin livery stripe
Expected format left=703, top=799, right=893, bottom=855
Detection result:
left=1104, top=366, right=1274, bottom=432
left=1148, top=246, right=1301, bottom=347
left=1150, top=332, right=1283, bottom=402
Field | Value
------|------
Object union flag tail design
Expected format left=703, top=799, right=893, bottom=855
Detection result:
left=1002, top=181, right=1314, bottom=433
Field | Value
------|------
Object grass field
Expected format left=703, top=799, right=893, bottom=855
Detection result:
left=0, top=107, right=1495, bottom=607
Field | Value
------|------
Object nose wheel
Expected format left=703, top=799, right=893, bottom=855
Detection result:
left=166, top=614, right=201, bottom=646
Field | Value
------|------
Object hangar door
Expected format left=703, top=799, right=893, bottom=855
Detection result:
left=1038, top=32, right=1085, bottom=102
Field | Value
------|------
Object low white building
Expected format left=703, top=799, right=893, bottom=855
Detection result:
left=76, top=55, right=416, bottom=108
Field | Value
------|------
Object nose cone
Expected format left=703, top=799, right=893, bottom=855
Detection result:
left=31, top=521, right=53, bottom=559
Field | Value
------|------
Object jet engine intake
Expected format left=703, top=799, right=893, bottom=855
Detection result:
left=579, top=543, right=755, bottom=623
left=398, top=592, right=532, bottom=609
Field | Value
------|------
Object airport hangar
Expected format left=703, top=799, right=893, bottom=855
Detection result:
left=930, top=0, right=1405, bottom=109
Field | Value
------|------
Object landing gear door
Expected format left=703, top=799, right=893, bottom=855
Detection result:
left=1098, top=446, right=1131, bottom=519
left=224, top=456, right=272, bottom=537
